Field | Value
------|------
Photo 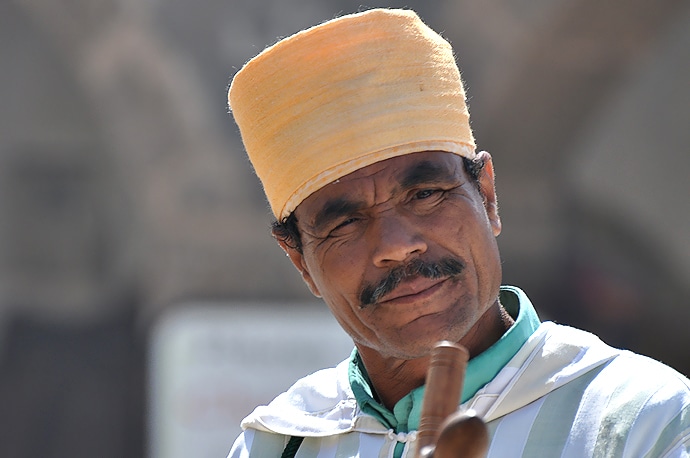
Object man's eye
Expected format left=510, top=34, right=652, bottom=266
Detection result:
left=335, top=217, right=357, bottom=229
left=328, top=217, right=359, bottom=235
left=414, top=189, right=440, bottom=199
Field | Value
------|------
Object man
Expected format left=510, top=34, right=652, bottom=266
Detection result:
left=227, top=8, right=690, bottom=457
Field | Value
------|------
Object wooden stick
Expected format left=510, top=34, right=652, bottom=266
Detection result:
left=416, top=341, right=469, bottom=458
left=433, top=411, right=489, bottom=458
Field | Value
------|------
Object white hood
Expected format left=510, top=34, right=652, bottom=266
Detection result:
left=240, top=322, right=620, bottom=437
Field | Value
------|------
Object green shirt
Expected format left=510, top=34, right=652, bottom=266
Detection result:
left=348, top=285, right=541, bottom=454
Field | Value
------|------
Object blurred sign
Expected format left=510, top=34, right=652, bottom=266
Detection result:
left=148, top=303, right=354, bottom=458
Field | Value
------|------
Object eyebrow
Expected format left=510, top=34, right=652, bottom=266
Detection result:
left=399, top=160, right=456, bottom=190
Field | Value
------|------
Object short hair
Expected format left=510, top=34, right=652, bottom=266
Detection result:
left=272, top=155, right=486, bottom=253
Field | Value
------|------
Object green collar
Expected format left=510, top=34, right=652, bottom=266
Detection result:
left=349, top=285, right=541, bottom=433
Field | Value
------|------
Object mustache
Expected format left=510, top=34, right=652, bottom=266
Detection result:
left=359, top=257, right=465, bottom=307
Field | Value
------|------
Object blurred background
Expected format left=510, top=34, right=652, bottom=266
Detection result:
left=1, top=0, right=689, bottom=457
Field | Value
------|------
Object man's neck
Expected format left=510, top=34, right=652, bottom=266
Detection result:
left=356, top=347, right=428, bottom=409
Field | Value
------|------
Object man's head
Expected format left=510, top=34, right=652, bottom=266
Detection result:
left=228, top=9, right=504, bottom=359
left=274, top=150, right=502, bottom=359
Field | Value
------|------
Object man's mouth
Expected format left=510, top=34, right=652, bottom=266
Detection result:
left=376, top=276, right=450, bottom=305
left=359, top=257, right=464, bottom=308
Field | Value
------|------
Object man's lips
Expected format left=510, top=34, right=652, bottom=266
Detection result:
left=359, top=257, right=465, bottom=307
left=376, top=276, right=449, bottom=305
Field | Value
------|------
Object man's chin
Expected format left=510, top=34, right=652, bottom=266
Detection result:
left=374, top=333, right=467, bottom=361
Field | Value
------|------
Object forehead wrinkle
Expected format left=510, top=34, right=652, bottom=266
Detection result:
left=301, top=154, right=461, bottom=232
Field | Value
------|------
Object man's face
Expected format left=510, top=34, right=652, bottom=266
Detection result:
left=282, top=151, right=502, bottom=360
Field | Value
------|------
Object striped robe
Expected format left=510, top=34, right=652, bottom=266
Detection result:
left=228, top=322, right=690, bottom=457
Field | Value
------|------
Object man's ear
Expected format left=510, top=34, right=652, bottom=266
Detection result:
left=476, top=151, right=502, bottom=237
left=273, top=234, right=322, bottom=298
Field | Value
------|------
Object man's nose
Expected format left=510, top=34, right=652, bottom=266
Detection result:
left=370, top=214, right=427, bottom=267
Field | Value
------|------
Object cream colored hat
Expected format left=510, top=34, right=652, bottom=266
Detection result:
left=228, top=8, right=475, bottom=220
